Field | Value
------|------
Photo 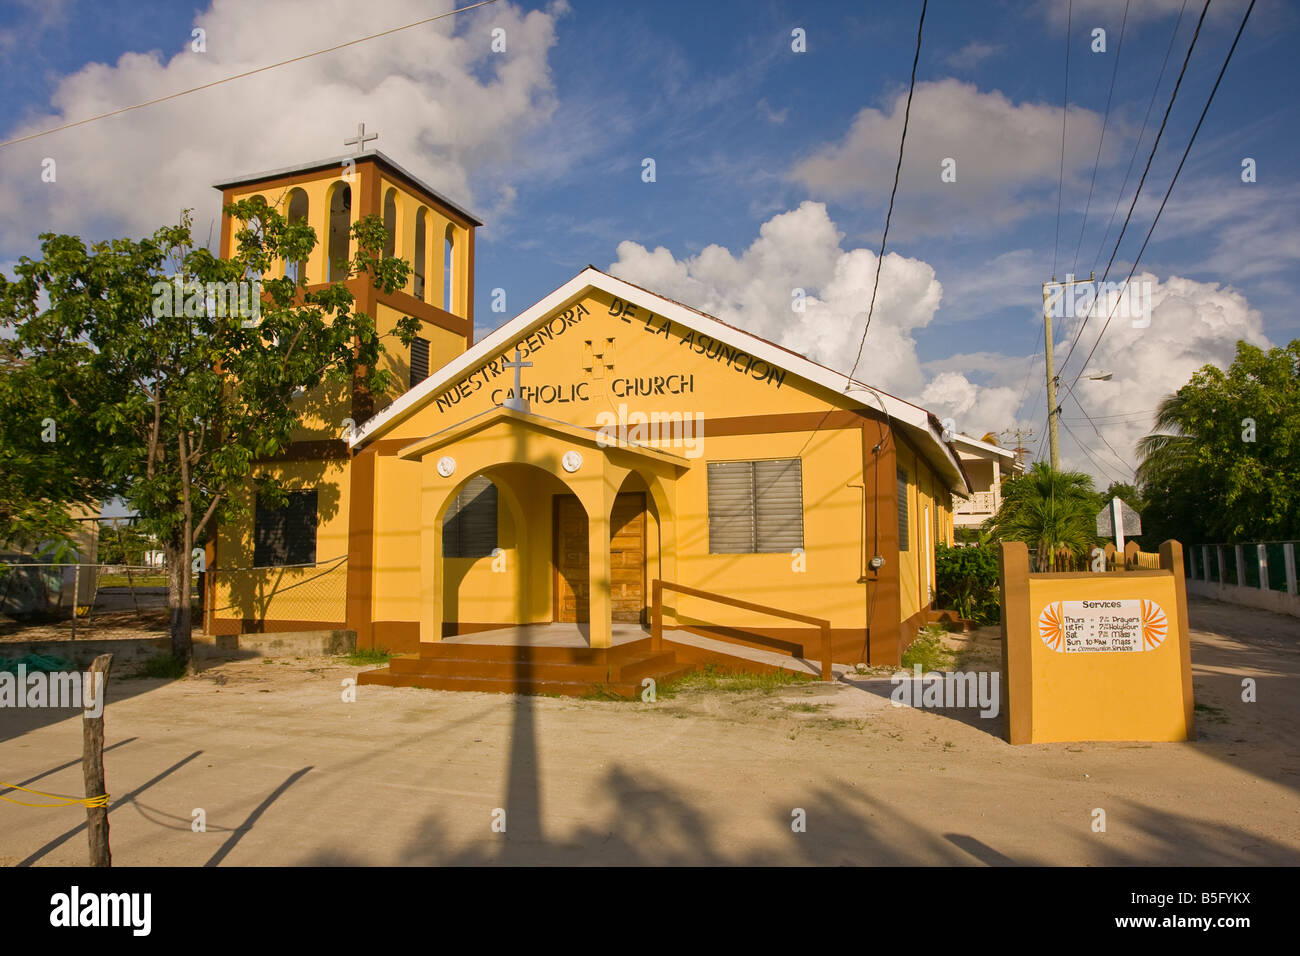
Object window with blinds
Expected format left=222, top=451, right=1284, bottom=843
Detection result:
left=254, top=489, right=318, bottom=567
left=410, top=335, right=430, bottom=388
left=443, top=475, right=498, bottom=558
left=707, top=458, right=803, bottom=553
left=897, top=467, right=910, bottom=552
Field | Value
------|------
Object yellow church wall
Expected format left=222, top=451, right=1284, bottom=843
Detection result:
left=369, top=454, right=422, bottom=625
left=372, top=302, right=467, bottom=414
left=665, top=427, right=865, bottom=632
left=211, top=457, right=350, bottom=625
left=893, top=437, right=954, bottom=630
left=896, top=443, right=920, bottom=622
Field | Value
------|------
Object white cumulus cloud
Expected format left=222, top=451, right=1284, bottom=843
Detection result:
left=609, top=201, right=941, bottom=397
left=790, top=79, right=1107, bottom=239
left=0, top=0, right=565, bottom=251
left=609, top=203, right=1273, bottom=485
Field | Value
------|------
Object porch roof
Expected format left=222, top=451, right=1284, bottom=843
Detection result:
left=396, top=404, right=693, bottom=467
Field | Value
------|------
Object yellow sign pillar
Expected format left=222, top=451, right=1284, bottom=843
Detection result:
left=999, top=540, right=1195, bottom=744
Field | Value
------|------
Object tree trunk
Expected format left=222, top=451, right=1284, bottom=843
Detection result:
left=166, top=542, right=193, bottom=664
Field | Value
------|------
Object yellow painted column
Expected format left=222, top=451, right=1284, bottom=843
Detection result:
left=587, top=509, right=612, bottom=648
left=419, top=457, right=450, bottom=646
left=652, top=474, right=678, bottom=632
left=575, top=461, right=627, bottom=650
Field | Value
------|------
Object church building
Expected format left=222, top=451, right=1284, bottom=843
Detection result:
left=203, top=144, right=969, bottom=691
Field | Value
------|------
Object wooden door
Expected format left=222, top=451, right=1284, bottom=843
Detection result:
left=609, top=493, right=646, bottom=623
left=554, top=492, right=646, bottom=624
left=555, top=495, right=589, bottom=623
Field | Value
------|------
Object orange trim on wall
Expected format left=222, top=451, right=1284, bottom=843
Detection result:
left=346, top=446, right=378, bottom=648
left=209, top=617, right=347, bottom=636
left=865, top=419, right=903, bottom=665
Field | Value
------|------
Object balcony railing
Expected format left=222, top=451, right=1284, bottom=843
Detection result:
left=954, top=491, right=997, bottom=515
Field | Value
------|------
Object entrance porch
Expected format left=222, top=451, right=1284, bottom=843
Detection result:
left=356, top=621, right=846, bottom=697
left=394, top=405, right=687, bottom=651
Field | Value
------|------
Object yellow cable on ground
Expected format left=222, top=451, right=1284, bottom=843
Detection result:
left=0, top=783, right=109, bottom=808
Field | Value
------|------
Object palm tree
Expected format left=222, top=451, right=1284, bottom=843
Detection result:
left=985, top=462, right=1099, bottom=571
left=1135, top=391, right=1198, bottom=491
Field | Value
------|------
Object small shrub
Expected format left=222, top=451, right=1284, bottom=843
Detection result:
left=342, top=647, right=391, bottom=666
left=132, top=655, right=188, bottom=680
left=661, top=663, right=814, bottom=696
left=935, top=542, right=1001, bottom=625
left=901, top=625, right=955, bottom=672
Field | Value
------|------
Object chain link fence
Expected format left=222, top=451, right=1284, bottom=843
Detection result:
left=207, top=554, right=348, bottom=625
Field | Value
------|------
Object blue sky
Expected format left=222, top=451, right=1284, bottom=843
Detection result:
left=1, top=0, right=1295, bottom=481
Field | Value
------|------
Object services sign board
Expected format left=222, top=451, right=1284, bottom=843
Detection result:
left=1038, top=598, right=1168, bottom=653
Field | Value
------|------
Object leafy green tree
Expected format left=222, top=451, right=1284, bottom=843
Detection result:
left=0, top=353, right=103, bottom=560
left=0, top=197, right=413, bottom=663
left=934, top=542, right=1000, bottom=624
left=984, top=462, right=1100, bottom=570
left=97, top=520, right=155, bottom=566
left=1097, top=480, right=1145, bottom=548
left=1100, top=480, right=1143, bottom=511
left=1136, top=340, right=1300, bottom=543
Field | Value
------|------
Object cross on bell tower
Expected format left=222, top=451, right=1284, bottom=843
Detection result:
left=502, top=347, right=532, bottom=413
left=344, top=122, right=378, bottom=156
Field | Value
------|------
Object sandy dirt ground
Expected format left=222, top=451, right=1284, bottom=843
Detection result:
left=1, top=596, right=1296, bottom=866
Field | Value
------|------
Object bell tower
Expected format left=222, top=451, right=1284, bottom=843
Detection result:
left=214, top=132, right=482, bottom=422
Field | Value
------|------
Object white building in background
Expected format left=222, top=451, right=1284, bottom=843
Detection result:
left=951, top=434, right=1023, bottom=530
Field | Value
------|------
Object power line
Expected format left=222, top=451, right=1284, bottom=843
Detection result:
left=1065, top=390, right=1135, bottom=476
left=0, top=0, right=501, bottom=150
left=1060, top=418, right=1125, bottom=484
left=1088, top=0, right=1189, bottom=279
left=1071, top=0, right=1130, bottom=275
left=1012, top=324, right=1044, bottom=421
left=846, top=0, right=927, bottom=384
left=1051, top=0, right=1074, bottom=279
left=1062, top=407, right=1158, bottom=423
left=1055, top=0, right=1212, bottom=382
left=1070, top=0, right=1257, bottom=390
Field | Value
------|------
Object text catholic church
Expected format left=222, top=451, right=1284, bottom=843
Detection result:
left=204, top=141, right=970, bottom=685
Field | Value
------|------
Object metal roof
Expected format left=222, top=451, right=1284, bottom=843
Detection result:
left=212, top=150, right=482, bottom=226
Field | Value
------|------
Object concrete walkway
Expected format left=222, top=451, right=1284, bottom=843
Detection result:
left=2, top=596, right=1296, bottom=866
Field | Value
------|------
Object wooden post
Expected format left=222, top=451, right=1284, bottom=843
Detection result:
left=71, top=563, right=80, bottom=640
left=1124, top=540, right=1140, bottom=571
left=83, top=653, right=113, bottom=867
left=820, top=622, right=832, bottom=682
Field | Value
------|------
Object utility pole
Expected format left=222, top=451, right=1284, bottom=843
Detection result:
left=1000, top=427, right=1035, bottom=470
left=1042, top=272, right=1094, bottom=471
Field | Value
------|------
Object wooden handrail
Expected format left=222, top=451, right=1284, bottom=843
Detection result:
left=650, top=579, right=833, bottom=681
